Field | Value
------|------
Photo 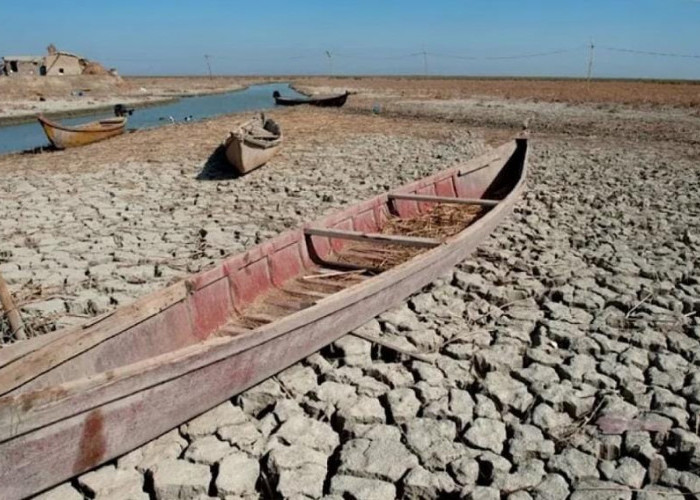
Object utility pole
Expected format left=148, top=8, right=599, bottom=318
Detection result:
left=586, top=39, right=595, bottom=82
left=325, top=50, right=333, bottom=76
left=204, top=54, right=213, bottom=80
left=422, top=45, right=428, bottom=76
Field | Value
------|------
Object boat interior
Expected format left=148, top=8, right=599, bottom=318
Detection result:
left=0, top=139, right=526, bottom=400
left=238, top=116, right=282, bottom=145
left=70, top=117, right=126, bottom=131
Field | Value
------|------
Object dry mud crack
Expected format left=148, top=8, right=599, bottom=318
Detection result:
left=2, top=97, right=699, bottom=499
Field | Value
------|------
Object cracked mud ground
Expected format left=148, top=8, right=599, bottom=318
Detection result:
left=2, top=82, right=700, bottom=499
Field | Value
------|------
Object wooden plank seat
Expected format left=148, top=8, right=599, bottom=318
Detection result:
left=388, top=193, right=500, bottom=207
left=304, top=227, right=442, bottom=248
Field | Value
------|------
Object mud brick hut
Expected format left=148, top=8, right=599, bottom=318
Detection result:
left=42, top=44, right=86, bottom=75
left=1, top=45, right=92, bottom=77
left=42, top=51, right=85, bottom=75
left=1, top=55, right=44, bottom=76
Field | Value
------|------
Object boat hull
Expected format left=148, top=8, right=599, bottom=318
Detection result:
left=224, top=117, right=283, bottom=174
left=225, top=140, right=282, bottom=174
left=0, top=224, right=502, bottom=498
left=274, top=92, right=349, bottom=108
left=38, top=115, right=127, bottom=149
left=0, top=139, right=527, bottom=499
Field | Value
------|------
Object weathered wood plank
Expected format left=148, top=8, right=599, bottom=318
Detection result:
left=388, top=193, right=499, bottom=207
left=308, top=258, right=382, bottom=275
left=0, top=272, right=25, bottom=340
left=243, top=313, right=280, bottom=325
left=218, top=325, right=252, bottom=336
left=265, top=298, right=312, bottom=312
left=305, top=227, right=441, bottom=248
left=351, top=331, right=435, bottom=363
left=0, top=282, right=188, bottom=396
left=279, top=286, right=329, bottom=301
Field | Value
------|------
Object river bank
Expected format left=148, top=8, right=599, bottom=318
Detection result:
left=0, top=75, right=263, bottom=125
left=0, top=96, right=181, bottom=127
left=0, top=83, right=304, bottom=154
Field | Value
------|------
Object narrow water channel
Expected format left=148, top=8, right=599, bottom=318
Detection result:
left=0, top=82, right=305, bottom=155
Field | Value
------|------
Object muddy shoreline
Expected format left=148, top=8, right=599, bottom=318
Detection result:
left=0, top=97, right=179, bottom=127
left=0, top=83, right=262, bottom=127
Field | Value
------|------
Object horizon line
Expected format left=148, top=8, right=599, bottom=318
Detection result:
left=119, top=74, right=700, bottom=84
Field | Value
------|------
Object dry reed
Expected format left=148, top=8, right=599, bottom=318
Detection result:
left=336, top=203, right=487, bottom=271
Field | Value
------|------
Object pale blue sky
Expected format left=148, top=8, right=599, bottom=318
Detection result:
left=1, top=0, right=699, bottom=78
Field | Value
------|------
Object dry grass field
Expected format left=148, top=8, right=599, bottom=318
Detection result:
left=5, top=75, right=699, bottom=107
left=2, top=75, right=698, bottom=125
left=291, top=76, right=700, bottom=108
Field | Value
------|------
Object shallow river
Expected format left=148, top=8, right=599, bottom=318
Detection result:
left=0, top=82, right=305, bottom=155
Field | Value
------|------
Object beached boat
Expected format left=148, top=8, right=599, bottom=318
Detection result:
left=37, top=115, right=127, bottom=149
left=0, top=137, right=528, bottom=499
left=224, top=114, right=283, bottom=174
left=273, top=90, right=349, bottom=107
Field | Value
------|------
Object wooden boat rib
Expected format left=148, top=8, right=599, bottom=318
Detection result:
left=273, top=90, right=349, bottom=107
left=37, top=115, right=127, bottom=149
left=224, top=114, right=283, bottom=174
left=0, top=137, right=528, bottom=500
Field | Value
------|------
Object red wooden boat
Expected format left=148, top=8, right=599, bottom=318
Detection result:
left=0, top=138, right=528, bottom=499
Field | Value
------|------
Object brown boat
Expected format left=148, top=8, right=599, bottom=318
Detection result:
left=37, top=114, right=127, bottom=149
left=273, top=90, right=349, bottom=107
left=0, top=137, right=528, bottom=499
left=224, top=114, right=283, bottom=174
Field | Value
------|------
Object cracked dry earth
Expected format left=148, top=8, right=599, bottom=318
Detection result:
left=3, top=101, right=700, bottom=499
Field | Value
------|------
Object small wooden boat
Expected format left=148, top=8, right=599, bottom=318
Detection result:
left=224, top=114, right=283, bottom=174
left=37, top=115, right=127, bottom=149
left=0, top=137, right=528, bottom=499
left=273, top=90, right=349, bottom=107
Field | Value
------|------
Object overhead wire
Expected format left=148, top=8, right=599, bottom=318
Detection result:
left=98, top=43, right=700, bottom=73
left=483, top=46, right=587, bottom=60
left=600, top=46, right=700, bottom=59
